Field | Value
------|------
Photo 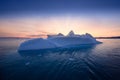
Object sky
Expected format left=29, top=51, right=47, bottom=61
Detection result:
left=0, top=0, right=120, bottom=38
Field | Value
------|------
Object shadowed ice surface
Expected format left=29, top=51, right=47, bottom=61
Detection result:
left=0, top=39, right=120, bottom=80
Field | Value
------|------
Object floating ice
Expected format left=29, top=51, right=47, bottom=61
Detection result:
left=18, top=31, right=101, bottom=51
left=69, top=58, right=75, bottom=61
left=25, top=62, right=30, bottom=66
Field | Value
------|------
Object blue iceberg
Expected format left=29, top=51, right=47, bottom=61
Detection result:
left=18, top=31, right=101, bottom=51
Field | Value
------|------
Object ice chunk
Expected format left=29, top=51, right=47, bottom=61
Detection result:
left=69, top=58, right=75, bottom=61
left=25, top=62, right=30, bottom=66
left=18, top=31, right=101, bottom=51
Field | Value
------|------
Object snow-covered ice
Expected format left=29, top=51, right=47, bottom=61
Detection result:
left=18, top=31, right=101, bottom=51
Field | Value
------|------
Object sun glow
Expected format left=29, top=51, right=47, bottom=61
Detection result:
left=0, top=15, right=120, bottom=38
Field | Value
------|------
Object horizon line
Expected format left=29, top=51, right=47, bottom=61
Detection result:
left=0, top=36, right=120, bottom=39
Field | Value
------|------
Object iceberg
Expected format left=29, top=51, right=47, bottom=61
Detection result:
left=18, top=31, right=101, bottom=51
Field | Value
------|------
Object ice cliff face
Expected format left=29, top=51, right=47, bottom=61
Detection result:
left=18, top=31, right=101, bottom=51
left=18, top=38, right=57, bottom=51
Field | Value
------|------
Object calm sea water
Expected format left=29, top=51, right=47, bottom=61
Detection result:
left=0, top=39, right=120, bottom=80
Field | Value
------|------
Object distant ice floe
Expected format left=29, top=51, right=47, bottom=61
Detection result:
left=25, top=62, right=30, bottom=66
left=69, top=58, right=75, bottom=61
left=18, top=30, right=101, bottom=51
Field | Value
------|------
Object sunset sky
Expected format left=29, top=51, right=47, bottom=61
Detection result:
left=0, top=0, right=120, bottom=38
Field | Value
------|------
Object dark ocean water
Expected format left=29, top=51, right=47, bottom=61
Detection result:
left=0, top=39, right=120, bottom=80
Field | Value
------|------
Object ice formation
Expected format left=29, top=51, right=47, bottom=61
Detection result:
left=18, top=31, right=101, bottom=51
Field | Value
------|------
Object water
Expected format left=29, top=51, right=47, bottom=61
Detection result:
left=0, top=39, right=120, bottom=80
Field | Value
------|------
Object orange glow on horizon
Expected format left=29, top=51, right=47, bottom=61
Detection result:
left=0, top=16, right=120, bottom=38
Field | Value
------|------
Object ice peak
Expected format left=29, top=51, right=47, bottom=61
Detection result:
left=57, top=33, right=64, bottom=36
left=85, top=33, right=93, bottom=38
left=67, top=30, right=75, bottom=36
